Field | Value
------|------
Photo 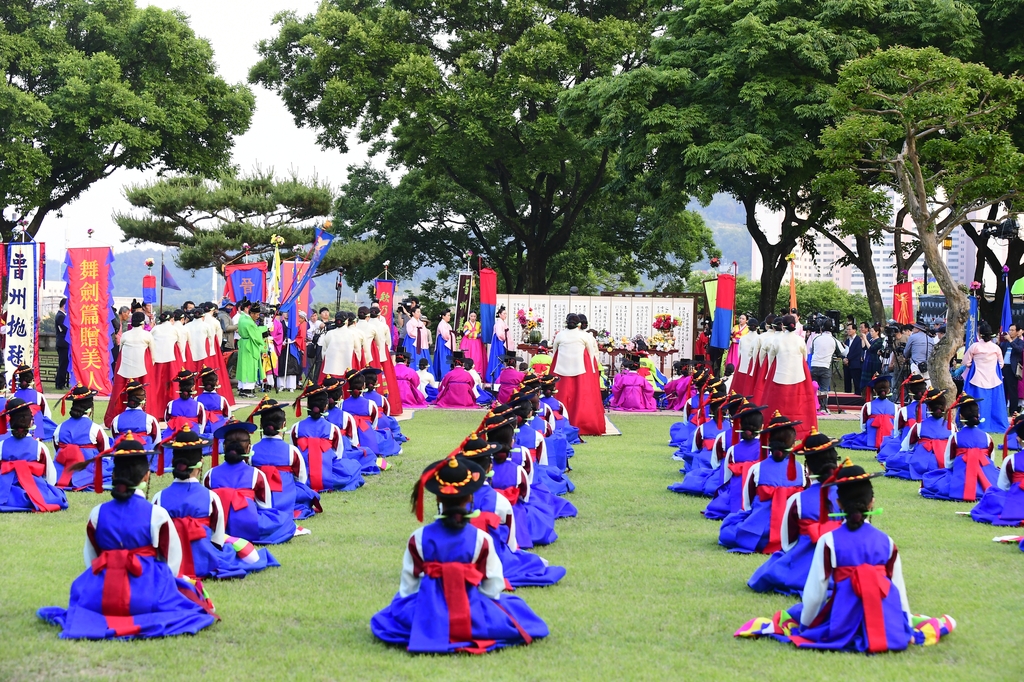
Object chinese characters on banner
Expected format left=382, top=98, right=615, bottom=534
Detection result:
left=223, top=262, right=268, bottom=303
left=892, top=282, right=914, bottom=326
left=5, top=243, right=41, bottom=391
left=453, top=271, right=474, bottom=333
left=374, top=279, right=396, bottom=333
left=64, top=247, right=114, bottom=395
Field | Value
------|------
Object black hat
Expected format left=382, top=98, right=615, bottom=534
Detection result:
left=903, top=374, right=927, bottom=388
left=323, top=376, right=343, bottom=395
left=60, top=384, right=97, bottom=416
left=249, top=396, right=286, bottom=422
left=361, top=367, right=383, bottom=378
left=124, top=378, right=148, bottom=394
left=822, top=463, right=884, bottom=488
left=457, top=435, right=503, bottom=467
left=865, top=373, right=892, bottom=389
left=422, top=456, right=486, bottom=498
left=923, top=387, right=946, bottom=404
left=173, top=368, right=197, bottom=383
left=213, top=418, right=258, bottom=440
left=761, top=411, right=802, bottom=433
left=12, top=364, right=32, bottom=383
left=798, top=429, right=839, bottom=454
left=734, top=400, right=768, bottom=419
left=73, top=432, right=157, bottom=493
left=479, top=407, right=517, bottom=432
left=1, top=397, right=33, bottom=419
left=198, top=365, right=218, bottom=381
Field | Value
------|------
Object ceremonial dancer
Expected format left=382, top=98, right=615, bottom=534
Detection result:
left=197, top=366, right=231, bottom=445
left=719, top=413, right=809, bottom=554
left=668, top=367, right=709, bottom=450
left=551, top=313, right=605, bottom=436
left=0, top=398, right=67, bottom=513
left=877, top=374, right=928, bottom=465
left=161, top=370, right=206, bottom=441
left=662, top=361, right=694, bottom=412
left=154, top=426, right=279, bottom=579
left=236, top=301, right=266, bottom=398
left=204, top=420, right=297, bottom=545
left=496, top=353, right=525, bottom=404
left=747, top=430, right=840, bottom=595
left=109, top=380, right=161, bottom=471
left=404, top=306, right=432, bottom=367
left=883, top=389, right=953, bottom=480
left=510, top=391, right=577, bottom=504
left=150, top=311, right=187, bottom=420
left=703, top=401, right=766, bottom=520
left=320, top=312, right=361, bottom=379
left=749, top=315, right=778, bottom=406
left=417, top=359, right=439, bottom=402
left=106, top=311, right=156, bottom=429
left=485, top=306, right=511, bottom=384
left=53, top=386, right=112, bottom=492
left=463, top=358, right=495, bottom=405
left=458, top=436, right=566, bottom=587
left=962, top=321, right=1009, bottom=433
left=370, top=454, right=548, bottom=653
left=290, top=385, right=365, bottom=493
left=735, top=465, right=955, bottom=653
left=609, top=358, right=656, bottom=412
left=38, top=437, right=218, bottom=640
left=394, top=351, right=429, bottom=408
left=919, top=395, right=998, bottom=502
left=8, top=364, right=57, bottom=440
left=459, top=311, right=486, bottom=373
left=432, top=309, right=455, bottom=381
left=434, top=352, right=482, bottom=409
left=185, top=305, right=211, bottom=374
left=762, top=315, right=816, bottom=441
left=837, top=374, right=895, bottom=452
left=971, top=414, right=1024, bottom=525
left=249, top=397, right=321, bottom=520
left=323, top=376, right=387, bottom=476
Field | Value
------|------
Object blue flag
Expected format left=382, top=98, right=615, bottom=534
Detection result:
left=966, top=295, right=979, bottom=348
left=161, top=263, right=181, bottom=291
left=1001, top=274, right=1012, bottom=334
left=279, top=229, right=335, bottom=352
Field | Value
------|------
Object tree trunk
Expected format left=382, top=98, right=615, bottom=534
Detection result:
left=920, top=229, right=968, bottom=399
left=759, top=251, right=788, bottom=320
left=855, top=234, right=887, bottom=323
left=523, top=245, right=549, bottom=294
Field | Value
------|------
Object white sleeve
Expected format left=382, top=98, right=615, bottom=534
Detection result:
left=800, top=532, right=835, bottom=627
left=741, top=462, right=761, bottom=510
left=40, top=397, right=52, bottom=418
left=152, top=504, right=183, bottom=577
left=780, top=493, right=802, bottom=552
left=720, top=447, right=735, bottom=484
left=83, top=504, right=103, bottom=567
left=998, top=456, right=1014, bottom=491
left=518, top=465, right=531, bottom=502
left=39, top=442, right=57, bottom=484
left=209, top=490, right=227, bottom=545
left=889, top=537, right=912, bottom=625
left=91, top=424, right=111, bottom=450
left=398, top=528, right=424, bottom=597
left=710, top=432, right=728, bottom=468
left=493, top=490, right=518, bottom=552
left=291, top=445, right=309, bottom=484
left=476, top=530, right=505, bottom=599
left=943, top=435, right=956, bottom=468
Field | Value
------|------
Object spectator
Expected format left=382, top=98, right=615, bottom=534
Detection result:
left=903, top=323, right=937, bottom=377
left=860, top=324, right=885, bottom=389
left=54, top=298, right=70, bottom=390
left=217, top=302, right=237, bottom=350
left=810, top=320, right=847, bottom=414
left=1000, top=323, right=1024, bottom=412
left=963, top=321, right=1009, bottom=432
left=843, top=322, right=866, bottom=394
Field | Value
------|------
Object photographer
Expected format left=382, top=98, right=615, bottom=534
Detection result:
left=1000, top=323, right=1024, bottom=411
left=902, top=323, right=936, bottom=379
left=809, top=316, right=847, bottom=415
left=860, top=324, right=885, bottom=390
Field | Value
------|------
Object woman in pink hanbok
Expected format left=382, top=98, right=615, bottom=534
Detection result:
left=610, top=359, right=656, bottom=411
left=434, top=353, right=481, bottom=409
left=459, top=312, right=487, bottom=375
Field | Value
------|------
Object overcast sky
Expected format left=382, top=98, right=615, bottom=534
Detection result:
left=38, top=0, right=372, bottom=261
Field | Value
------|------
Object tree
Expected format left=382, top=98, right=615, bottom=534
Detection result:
left=0, top=0, right=255, bottom=237
left=116, top=169, right=382, bottom=275
left=818, top=46, right=1024, bottom=397
left=566, top=0, right=980, bottom=317
left=251, top=0, right=715, bottom=294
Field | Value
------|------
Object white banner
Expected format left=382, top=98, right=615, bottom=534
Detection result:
left=5, top=242, right=39, bottom=389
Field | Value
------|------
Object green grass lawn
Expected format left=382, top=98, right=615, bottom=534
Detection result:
left=1, top=409, right=1022, bottom=681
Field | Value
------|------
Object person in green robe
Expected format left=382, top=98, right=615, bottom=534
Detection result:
left=236, top=300, right=267, bottom=398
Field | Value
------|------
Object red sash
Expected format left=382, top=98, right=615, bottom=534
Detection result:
left=495, top=486, right=521, bottom=506
left=420, top=560, right=488, bottom=643
left=206, top=409, right=224, bottom=424
left=797, top=517, right=842, bottom=544
left=90, top=545, right=159, bottom=637
left=213, top=487, right=256, bottom=525
left=960, top=447, right=993, bottom=501
left=920, top=438, right=946, bottom=470
left=868, top=414, right=894, bottom=449
left=702, top=438, right=715, bottom=452
left=55, top=443, right=97, bottom=488
left=469, top=511, right=502, bottom=533
left=728, top=460, right=756, bottom=486
left=0, top=460, right=61, bottom=512
left=833, top=564, right=891, bottom=653
left=166, top=415, right=200, bottom=432
left=352, top=415, right=374, bottom=433
left=256, top=464, right=292, bottom=492
left=296, top=437, right=328, bottom=491
left=1012, top=470, right=1024, bottom=490
left=756, top=485, right=803, bottom=554
left=172, top=516, right=210, bottom=578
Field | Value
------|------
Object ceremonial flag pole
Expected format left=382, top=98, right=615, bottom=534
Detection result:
left=160, top=252, right=164, bottom=312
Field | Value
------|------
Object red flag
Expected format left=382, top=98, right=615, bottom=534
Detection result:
left=893, top=282, right=914, bottom=325
left=65, top=247, right=114, bottom=396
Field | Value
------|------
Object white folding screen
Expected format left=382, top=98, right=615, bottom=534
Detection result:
left=494, top=295, right=697, bottom=360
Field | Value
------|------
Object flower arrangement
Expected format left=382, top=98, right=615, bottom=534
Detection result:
left=270, top=234, right=285, bottom=247
left=609, top=334, right=648, bottom=351
left=647, top=331, right=676, bottom=352
left=970, top=281, right=982, bottom=291
left=594, top=329, right=612, bottom=349
left=144, top=257, right=155, bottom=270
left=517, top=308, right=543, bottom=343
left=652, top=313, right=680, bottom=331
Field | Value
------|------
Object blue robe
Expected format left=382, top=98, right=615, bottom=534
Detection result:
left=920, top=426, right=999, bottom=502
left=0, top=435, right=67, bottom=512
left=206, top=461, right=296, bottom=545
left=249, top=437, right=322, bottom=520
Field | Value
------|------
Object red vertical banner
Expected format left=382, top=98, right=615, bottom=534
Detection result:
left=893, top=282, right=914, bottom=325
left=374, top=279, right=396, bottom=335
left=281, top=261, right=311, bottom=319
left=64, top=247, right=114, bottom=396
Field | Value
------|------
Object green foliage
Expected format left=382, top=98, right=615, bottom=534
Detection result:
left=0, top=0, right=255, bottom=236
left=684, top=273, right=872, bottom=322
left=116, top=169, right=382, bottom=277
left=253, top=0, right=715, bottom=294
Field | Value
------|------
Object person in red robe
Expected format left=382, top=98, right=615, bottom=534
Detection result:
left=551, top=314, right=605, bottom=435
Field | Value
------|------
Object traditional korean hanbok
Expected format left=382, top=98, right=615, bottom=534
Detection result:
left=703, top=437, right=762, bottom=520
left=154, top=479, right=279, bottom=578
left=162, top=396, right=206, bottom=442
left=877, top=399, right=923, bottom=465
left=202, top=311, right=236, bottom=406
left=290, top=417, right=365, bottom=492
left=669, top=417, right=731, bottom=496
left=150, top=320, right=186, bottom=415
left=431, top=318, right=455, bottom=381
left=719, top=454, right=808, bottom=554
left=551, top=324, right=605, bottom=436
left=540, top=393, right=582, bottom=445
left=838, top=396, right=895, bottom=452
left=395, top=360, right=429, bottom=408
left=497, top=366, right=526, bottom=404
left=53, top=416, right=112, bottom=491
left=512, top=430, right=577, bottom=512
left=884, top=415, right=954, bottom=481
left=38, top=490, right=217, bottom=639
left=748, top=482, right=840, bottom=595
left=609, top=369, right=657, bottom=411
left=370, top=520, right=549, bottom=653
left=731, top=328, right=760, bottom=397
left=962, top=338, right=1009, bottom=433
left=342, top=394, right=401, bottom=457
left=105, top=324, right=157, bottom=428
left=668, top=389, right=707, bottom=450
left=204, top=459, right=296, bottom=545
left=970, top=449, right=1024, bottom=525
left=486, top=316, right=510, bottom=384
left=250, top=435, right=323, bottom=520
left=110, top=407, right=161, bottom=472
left=197, top=389, right=231, bottom=443
left=748, top=329, right=777, bottom=406
left=459, top=320, right=486, bottom=375
left=920, top=426, right=998, bottom=502
left=12, top=385, right=57, bottom=441
left=0, top=431, right=67, bottom=512
left=404, top=317, right=432, bottom=367
left=491, top=454, right=557, bottom=549
left=435, top=366, right=481, bottom=409
left=365, top=386, right=407, bottom=444
left=736, top=522, right=955, bottom=652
